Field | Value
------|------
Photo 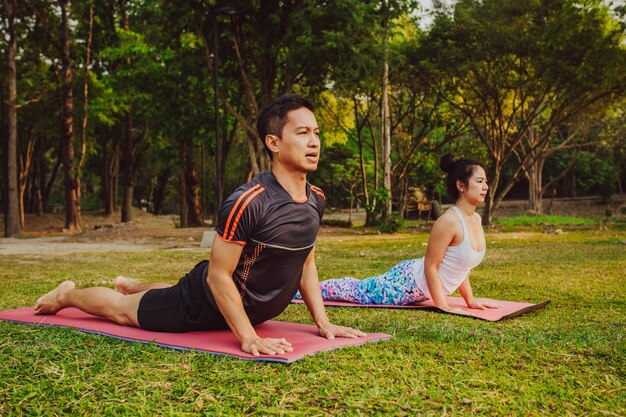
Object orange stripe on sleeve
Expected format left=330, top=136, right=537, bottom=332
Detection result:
left=216, top=233, right=247, bottom=246
left=228, top=187, right=265, bottom=241
left=223, top=184, right=261, bottom=239
left=310, top=185, right=326, bottom=200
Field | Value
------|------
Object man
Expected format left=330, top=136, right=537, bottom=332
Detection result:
left=35, top=94, right=365, bottom=356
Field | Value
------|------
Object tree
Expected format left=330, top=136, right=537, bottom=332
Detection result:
left=1, top=0, right=21, bottom=236
left=186, top=0, right=399, bottom=179
left=413, top=0, right=626, bottom=223
left=57, top=0, right=82, bottom=232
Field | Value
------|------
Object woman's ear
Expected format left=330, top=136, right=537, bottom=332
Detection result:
left=265, top=134, right=280, bottom=155
left=456, top=179, right=464, bottom=193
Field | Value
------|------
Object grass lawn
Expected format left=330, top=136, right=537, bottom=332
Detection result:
left=1, top=224, right=624, bottom=416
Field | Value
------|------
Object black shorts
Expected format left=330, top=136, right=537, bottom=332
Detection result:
left=137, top=261, right=228, bottom=332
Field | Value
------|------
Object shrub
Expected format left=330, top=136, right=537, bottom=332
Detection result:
left=321, top=219, right=353, bottom=228
left=378, top=215, right=403, bottom=234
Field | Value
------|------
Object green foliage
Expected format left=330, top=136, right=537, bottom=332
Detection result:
left=548, top=150, right=619, bottom=202
left=3, top=0, right=626, bottom=230
left=573, top=152, right=618, bottom=202
left=80, top=187, right=103, bottom=212
left=378, top=214, right=404, bottom=234
left=321, top=218, right=353, bottom=228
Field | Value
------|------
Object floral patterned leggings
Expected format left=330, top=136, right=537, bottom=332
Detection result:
left=296, top=259, right=429, bottom=305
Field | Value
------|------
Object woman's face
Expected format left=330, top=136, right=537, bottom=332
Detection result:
left=458, top=165, right=488, bottom=204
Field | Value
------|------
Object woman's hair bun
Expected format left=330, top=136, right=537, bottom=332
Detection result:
left=440, top=153, right=455, bottom=173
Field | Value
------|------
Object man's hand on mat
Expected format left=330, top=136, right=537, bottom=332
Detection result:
left=317, top=322, right=367, bottom=340
left=467, top=300, right=503, bottom=310
left=241, top=336, right=293, bottom=357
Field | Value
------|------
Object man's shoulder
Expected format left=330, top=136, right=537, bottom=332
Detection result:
left=220, top=178, right=269, bottom=222
left=308, top=182, right=326, bottom=203
left=226, top=173, right=271, bottom=201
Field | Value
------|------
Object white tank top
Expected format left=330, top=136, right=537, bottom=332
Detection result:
left=413, top=206, right=486, bottom=297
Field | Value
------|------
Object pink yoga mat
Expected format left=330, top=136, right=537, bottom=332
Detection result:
left=0, top=307, right=391, bottom=363
left=292, top=297, right=550, bottom=322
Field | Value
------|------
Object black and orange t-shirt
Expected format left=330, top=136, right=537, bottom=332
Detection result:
left=207, top=171, right=325, bottom=325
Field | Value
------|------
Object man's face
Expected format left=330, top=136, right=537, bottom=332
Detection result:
left=272, top=107, right=321, bottom=173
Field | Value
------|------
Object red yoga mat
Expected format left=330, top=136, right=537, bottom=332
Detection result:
left=292, top=297, right=550, bottom=322
left=0, top=307, right=391, bottom=363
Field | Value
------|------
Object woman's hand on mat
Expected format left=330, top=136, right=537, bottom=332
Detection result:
left=467, top=300, right=503, bottom=310
left=438, top=305, right=472, bottom=316
left=241, top=336, right=293, bottom=357
left=317, top=322, right=367, bottom=340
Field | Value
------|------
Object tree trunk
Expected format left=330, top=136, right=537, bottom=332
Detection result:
left=119, top=1, right=134, bottom=223
left=120, top=112, right=134, bottom=222
left=178, top=142, right=188, bottom=228
left=1, top=78, right=5, bottom=217
left=245, top=132, right=261, bottom=175
left=397, top=175, right=409, bottom=220
left=18, top=136, right=35, bottom=228
left=102, top=133, right=112, bottom=214
left=102, top=131, right=120, bottom=216
left=152, top=168, right=170, bottom=215
left=258, top=144, right=270, bottom=172
left=44, top=149, right=61, bottom=214
left=3, top=0, right=21, bottom=237
left=59, top=0, right=81, bottom=233
left=220, top=120, right=237, bottom=189
left=482, top=160, right=502, bottom=226
left=527, top=157, right=545, bottom=214
left=74, top=5, right=93, bottom=219
left=355, top=101, right=375, bottom=226
left=34, top=135, right=45, bottom=215
left=380, top=17, right=392, bottom=219
left=184, top=146, right=203, bottom=227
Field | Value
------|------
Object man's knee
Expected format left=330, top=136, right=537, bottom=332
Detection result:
left=109, top=295, right=141, bottom=327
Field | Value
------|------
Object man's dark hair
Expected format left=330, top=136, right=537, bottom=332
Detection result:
left=256, top=94, right=314, bottom=160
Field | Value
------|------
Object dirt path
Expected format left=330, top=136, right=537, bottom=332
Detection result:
left=0, top=210, right=208, bottom=255
left=0, top=237, right=160, bottom=255
left=0, top=236, right=208, bottom=255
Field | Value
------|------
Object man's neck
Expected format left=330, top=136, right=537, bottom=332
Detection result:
left=272, top=165, right=308, bottom=200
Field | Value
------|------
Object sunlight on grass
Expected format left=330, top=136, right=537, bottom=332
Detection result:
left=493, top=214, right=599, bottom=226
left=1, top=226, right=624, bottom=415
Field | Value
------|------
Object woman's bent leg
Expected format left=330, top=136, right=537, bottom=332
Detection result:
left=319, top=277, right=363, bottom=302
left=311, top=259, right=428, bottom=305
left=354, top=260, right=428, bottom=305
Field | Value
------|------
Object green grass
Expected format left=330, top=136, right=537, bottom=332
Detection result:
left=1, top=226, right=625, bottom=416
left=492, top=214, right=599, bottom=226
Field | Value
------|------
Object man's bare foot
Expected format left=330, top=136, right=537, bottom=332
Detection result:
left=113, top=276, right=139, bottom=295
left=34, top=281, right=75, bottom=315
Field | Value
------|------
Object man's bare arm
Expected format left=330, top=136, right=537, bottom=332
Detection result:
left=298, top=247, right=366, bottom=339
left=207, top=236, right=293, bottom=356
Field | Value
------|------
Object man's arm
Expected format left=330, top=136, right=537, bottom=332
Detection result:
left=207, top=236, right=293, bottom=356
left=298, top=247, right=366, bottom=339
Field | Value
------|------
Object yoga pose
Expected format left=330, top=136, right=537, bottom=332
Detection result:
left=299, top=154, right=501, bottom=315
left=35, top=94, right=365, bottom=356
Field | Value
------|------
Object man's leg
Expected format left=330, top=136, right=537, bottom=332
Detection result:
left=34, top=281, right=147, bottom=327
left=113, top=276, right=172, bottom=295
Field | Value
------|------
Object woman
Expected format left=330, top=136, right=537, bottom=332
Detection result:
left=301, top=154, right=501, bottom=315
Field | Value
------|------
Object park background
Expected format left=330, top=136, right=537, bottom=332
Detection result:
left=1, top=0, right=625, bottom=235
left=1, top=0, right=625, bottom=416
